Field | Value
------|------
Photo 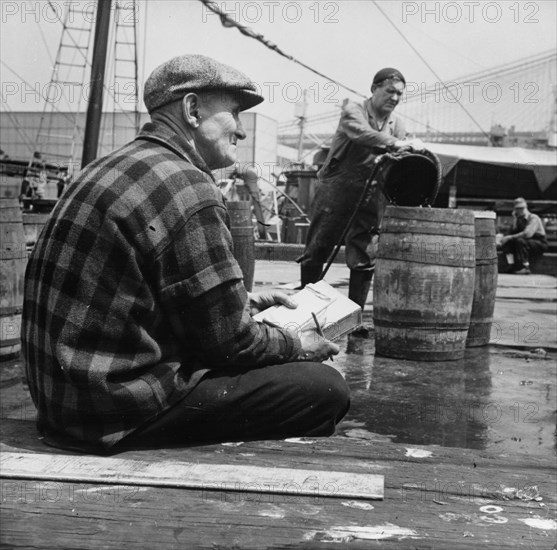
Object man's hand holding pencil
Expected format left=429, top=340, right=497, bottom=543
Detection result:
left=296, top=315, right=340, bottom=363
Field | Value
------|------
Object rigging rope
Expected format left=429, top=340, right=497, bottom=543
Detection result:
left=198, top=0, right=366, bottom=99
left=372, top=1, right=491, bottom=141
left=45, top=0, right=137, bottom=127
left=30, top=0, right=55, bottom=66
left=0, top=60, right=79, bottom=128
left=0, top=94, right=35, bottom=153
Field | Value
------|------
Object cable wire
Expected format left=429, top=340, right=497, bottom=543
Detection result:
left=198, top=0, right=366, bottom=99
left=0, top=95, right=36, bottom=154
left=372, top=0, right=491, bottom=141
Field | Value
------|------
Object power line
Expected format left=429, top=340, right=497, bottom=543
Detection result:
left=45, top=0, right=137, bottom=128
left=372, top=0, right=491, bottom=141
left=446, top=50, right=555, bottom=85
left=279, top=110, right=340, bottom=130
left=279, top=49, right=555, bottom=134
left=198, top=0, right=366, bottom=99
left=0, top=94, right=36, bottom=154
left=30, top=0, right=55, bottom=66
left=0, top=60, right=79, bottom=128
left=200, top=0, right=504, bottom=142
left=280, top=105, right=458, bottom=142
left=403, top=51, right=557, bottom=104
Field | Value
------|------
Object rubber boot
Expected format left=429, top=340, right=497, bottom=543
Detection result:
left=349, top=270, right=374, bottom=338
left=348, top=270, right=374, bottom=310
left=300, top=264, right=323, bottom=288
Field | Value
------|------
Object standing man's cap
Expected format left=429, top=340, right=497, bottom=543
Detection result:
left=144, top=54, right=264, bottom=113
left=372, top=67, right=406, bottom=86
left=513, top=197, right=528, bottom=209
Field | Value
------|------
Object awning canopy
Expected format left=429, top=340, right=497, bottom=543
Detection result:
left=425, top=142, right=557, bottom=195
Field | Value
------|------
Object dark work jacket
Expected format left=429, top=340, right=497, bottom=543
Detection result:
left=318, top=98, right=406, bottom=184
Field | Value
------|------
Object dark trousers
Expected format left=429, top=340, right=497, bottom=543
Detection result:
left=502, top=236, right=548, bottom=267
left=298, top=177, right=385, bottom=272
left=119, top=362, right=350, bottom=448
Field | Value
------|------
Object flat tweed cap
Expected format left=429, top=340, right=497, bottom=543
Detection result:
left=144, top=54, right=264, bottom=113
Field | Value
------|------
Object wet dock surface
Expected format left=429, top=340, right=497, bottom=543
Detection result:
left=253, top=261, right=556, bottom=459
left=1, top=260, right=555, bottom=548
left=335, top=335, right=555, bottom=457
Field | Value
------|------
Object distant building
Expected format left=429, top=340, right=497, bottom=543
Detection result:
left=0, top=111, right=278, bottom=197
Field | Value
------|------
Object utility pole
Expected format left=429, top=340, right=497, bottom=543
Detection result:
left=82, top=0, right=113, bottom=168
left=296, top=89, right=308, bottom=162
left=548, top=84, right=557, bottom=148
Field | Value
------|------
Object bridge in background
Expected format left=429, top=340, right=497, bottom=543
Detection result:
left=278, top=50, right=557, bottom=161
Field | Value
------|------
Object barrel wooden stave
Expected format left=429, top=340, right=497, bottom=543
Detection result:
left=227, top=201, right=255, bottom=292
left=373, top=206, right=476, bottom=361
left=467, top=212, right=498, bottom=347
left=22, top=213, right=50, bottom=253
left=0, top=199, right=27, bottom=360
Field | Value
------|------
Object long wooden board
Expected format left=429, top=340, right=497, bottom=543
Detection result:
left=0, top=451, right=384, bottom=500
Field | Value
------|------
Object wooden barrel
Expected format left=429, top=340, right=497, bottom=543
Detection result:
left=22, top=212, right=50, bottom=254
left=0, top=199, right=27, bottom=360
left=377, top=150, right=442, bottom=207
left=227, top=201, right=255, bottom=292
left=466, top=211, right=498, bottom=347
left=373, top=206, right=476, bottom=361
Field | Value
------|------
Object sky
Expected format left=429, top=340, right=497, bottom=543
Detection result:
left=1, top=0, right=556, bottom=127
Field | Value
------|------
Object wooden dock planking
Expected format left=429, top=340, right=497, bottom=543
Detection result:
left=1, top=418, right=556, bottom=549
left=1, top=419, right=556, bottom=505
left=2, top=254, right=556, bottom=548
left=1, top=480, right=555, bottom=549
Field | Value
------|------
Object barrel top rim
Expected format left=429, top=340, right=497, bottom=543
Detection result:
left=226, top=200, right=252, bottom=206
left=472, top=211, right=497, bottom=219
left=384, top=205, right=475, bottom=222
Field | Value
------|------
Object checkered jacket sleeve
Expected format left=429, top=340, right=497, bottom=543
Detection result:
left=158, top=199, right=302, bottom=367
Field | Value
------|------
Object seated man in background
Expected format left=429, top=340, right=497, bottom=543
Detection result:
left=22, top=54, right=347, bottom=454
left=499, top=197, right=548, bottom=274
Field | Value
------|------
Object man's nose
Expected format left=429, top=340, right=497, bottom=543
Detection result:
left=235, top=118, right=246, bottom=140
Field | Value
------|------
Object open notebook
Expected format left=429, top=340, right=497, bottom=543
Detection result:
left=253, top=280, right=363, bottom=341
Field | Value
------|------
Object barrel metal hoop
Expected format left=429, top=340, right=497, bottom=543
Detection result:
left=374, top=319, right=470, bottom=330
left=0, top=337, right=21, bottom=348
left=376, top=251, right=476, bottom=268
left=380, top=227, right=476, bottom=239
left=0, top=306, right=24, bottom=316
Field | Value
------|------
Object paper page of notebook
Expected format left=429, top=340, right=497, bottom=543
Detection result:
left=322, top=297, right=358, bottom=327
left=320, top=296, right=362, bottom=338
left=253, top=283, right=336, bottom=330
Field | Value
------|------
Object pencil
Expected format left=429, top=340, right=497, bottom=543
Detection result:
left=311, top=311, right=334, bottom=362
left=311, top=312, right=324, bottom=336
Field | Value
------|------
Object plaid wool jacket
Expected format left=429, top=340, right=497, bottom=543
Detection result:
left=22, top=121, right=301, bottom=449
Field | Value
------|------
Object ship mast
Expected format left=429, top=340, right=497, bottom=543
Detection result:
left=82, top=0, right=113, bottom=168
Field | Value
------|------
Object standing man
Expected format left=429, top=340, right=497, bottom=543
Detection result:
left=500, top=197, right=548, bottom=274
left=22, top=55, right=347, bottom=453
left=298, top=68, right=424, bottom=327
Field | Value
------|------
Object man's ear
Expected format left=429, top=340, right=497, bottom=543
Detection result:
left=182, top=93, right=202, bottom=128
left=370, top=84, right=378, bottom=94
